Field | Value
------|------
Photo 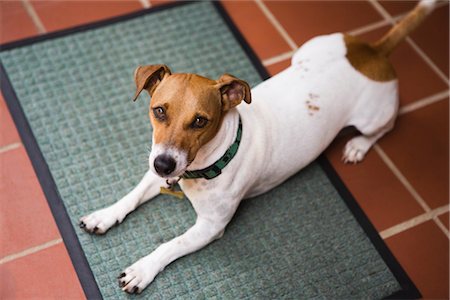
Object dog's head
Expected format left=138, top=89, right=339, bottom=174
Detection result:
left=133, top=64, right=251, bottom=178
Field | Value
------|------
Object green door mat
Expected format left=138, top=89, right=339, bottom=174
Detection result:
left=1, top=2, right=419, bottom=299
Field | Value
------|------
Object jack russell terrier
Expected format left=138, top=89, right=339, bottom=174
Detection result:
left=80, top=0, right=436, bottom=294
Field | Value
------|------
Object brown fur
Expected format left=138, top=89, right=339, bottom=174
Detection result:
left=133, top=64, right=171, bottom=101
left=372, top=2, right=432, bottom=56
left=150, top=74, right=223, bottom=162
left=133, top=65, right=251, bottom=163
left=344, top=34, right=397, bottom=82
left=345, top=1, right=433, bottom=82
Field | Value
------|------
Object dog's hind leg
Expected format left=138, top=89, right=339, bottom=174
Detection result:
left=80, top=170, right=165, bottom=234
left=343, top=90, right=398, bottom=164
left=342, top=120, right=394, bottom=163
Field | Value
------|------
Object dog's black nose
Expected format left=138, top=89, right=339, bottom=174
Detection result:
left=154, top=155, right=176, bottom=176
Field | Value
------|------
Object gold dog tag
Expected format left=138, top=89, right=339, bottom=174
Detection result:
left=160, top=187, right=185, bottom=199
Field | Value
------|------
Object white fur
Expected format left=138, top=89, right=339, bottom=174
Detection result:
left=148, top=143, right=188, bottom=178
left=81, top=33, right=399, bottom=293
left=419, top=0, right=437, bottom=13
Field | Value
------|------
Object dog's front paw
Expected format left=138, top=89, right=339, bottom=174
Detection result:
left=118, top=258, right=160, bottom=294
left=79, top=206, right=122, bottom=234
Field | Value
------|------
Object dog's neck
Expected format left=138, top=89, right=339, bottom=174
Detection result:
left=187, top=108, right=240, bottom=172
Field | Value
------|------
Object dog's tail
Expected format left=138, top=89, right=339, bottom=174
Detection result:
left=372, top=0, right=437, bottom=56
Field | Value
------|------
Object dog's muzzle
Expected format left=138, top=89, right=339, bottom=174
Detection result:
left=154, top=154, right=177, bottom=176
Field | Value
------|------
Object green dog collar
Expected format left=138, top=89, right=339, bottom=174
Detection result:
left=181, top=117, right=242, bottom=180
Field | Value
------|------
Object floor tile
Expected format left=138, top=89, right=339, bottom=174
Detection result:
left=385, top=220, right=449, bottom=298
left=409, top=5, right=449, bottom=77
left=0, top=147, right=60, bottom=258
left=0, top=1, right=38, bottom=44
left=355, top=26, right=448, bottom=105
left=379, top=100, right=449, bottom=209
left=379, top=0, right=418, bottom=16
left=265, top=58, right=291, bottom=76
left=221, top=1, right=291, bottom=60
left=265, top=1, right=382, bottom=47
left=438, top=212, right=449, bottom=229
left=30, top=0, right=142, bottom=32
left=325, top=133, right=425, bottom=232
left=0, top=94, right=21, bottom=147
left=0, top=243, right=85, bottom=299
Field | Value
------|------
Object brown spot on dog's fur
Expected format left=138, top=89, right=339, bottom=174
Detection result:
left=306, top=92, right=320, bottom=115
left=344, top=34, right=397, bottom=82
left=308, top=104, right=320, bottom=111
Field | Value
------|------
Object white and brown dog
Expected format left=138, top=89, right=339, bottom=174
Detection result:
left=80, top=0, right=436, bottom=294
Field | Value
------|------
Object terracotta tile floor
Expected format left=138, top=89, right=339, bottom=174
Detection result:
left=0, top=1, right=448, bottom=298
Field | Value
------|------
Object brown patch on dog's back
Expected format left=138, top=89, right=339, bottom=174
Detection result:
left=344, top=34, right=396, bottom=82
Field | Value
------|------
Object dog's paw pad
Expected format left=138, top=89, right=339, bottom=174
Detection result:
left=342, top=137, right=372, bottom=164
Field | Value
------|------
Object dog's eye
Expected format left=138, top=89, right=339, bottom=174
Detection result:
left=153, top=107, right=166, bottom=121
left=191, top=116, right=208, bottom=129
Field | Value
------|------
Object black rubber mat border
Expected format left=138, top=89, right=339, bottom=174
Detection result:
left=0, top=1, right=420, bottom=299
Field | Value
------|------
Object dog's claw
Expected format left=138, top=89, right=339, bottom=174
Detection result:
left=131, top=287, right=138, bottom=294
left=79, top=221, right=86, bottom=228
left=119, top=280, right=125, bottom=288
left=93, top=226, right=98, bottom=233
left=118, top=272, right=126, bottom=279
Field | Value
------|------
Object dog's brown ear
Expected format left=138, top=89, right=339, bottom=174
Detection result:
left=132, top=64, right=171, bottom=101
left=216, top=74, right=252, bottom=111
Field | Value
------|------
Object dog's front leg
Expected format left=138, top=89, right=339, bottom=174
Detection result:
left=80, top=170, right=165, bottom=234
left=119, top=217, right=228, bottom=294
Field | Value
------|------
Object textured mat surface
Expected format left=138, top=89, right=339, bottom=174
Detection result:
left=1, top=2, right=402, bottom=299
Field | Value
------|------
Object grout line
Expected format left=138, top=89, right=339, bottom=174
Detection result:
left=374, top=145, right=450, bottom=239
left=347, top=10, right=410, bottom=36
left=254, top=0, right=298, bottom=51
left=139, top=0, right=151, bottom=9
left=405, top=37, right=449, bottom=85
left=380, top=205, right=449, bottom=239
left=0, top=142, right=21, bottom=154
left=0, top=238, right=63, bottom=265
left=433, top=216, right=450, bottom=238
left=368, top=0, right=449, bottom=85
left=262, top=50, right=295, bottom=67
left=399, top=90, right=449, bottom=115
left=347, top=18, right=390, bottom=36
left=374, top=145, right=431, bottom=213
left=368, top=0, right=393, bottom=22
left=20, top=0, right=46, bottom=34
